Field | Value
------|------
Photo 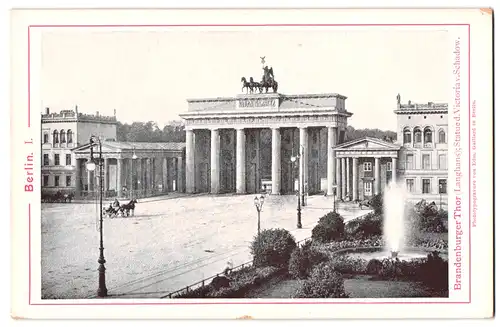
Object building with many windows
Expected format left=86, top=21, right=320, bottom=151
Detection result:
left=41, top=107, right=118, bottom=195
left=331, top=97, right=448, bottom=206
left=395, top=99, right=448, bottom=204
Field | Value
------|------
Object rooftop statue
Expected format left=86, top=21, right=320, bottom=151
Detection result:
left=240, top=57, right=279, bottom=94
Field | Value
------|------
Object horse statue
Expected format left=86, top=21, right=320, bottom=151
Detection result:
left=241, top=77, right=254, bottom=94
left=260, top=66, right=279, bottom=93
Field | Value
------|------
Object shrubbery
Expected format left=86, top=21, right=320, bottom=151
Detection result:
left=370, top=193, right=384, bottom=214
left=311, top=211, right=345, bottom=243
left=418, top=251, right=448, bottom=290
left=288, top=240, right=328, bottom=279
left=172, top=266, right=281, bottom=298
left=345, top=213, right=383, bottom=240
left=250, top=228, right=297, bottom=268
left=294, top=262, right=349, bottom=298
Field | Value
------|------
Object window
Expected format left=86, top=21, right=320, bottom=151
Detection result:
left=424, top=127, right=433, bottom=144
left=422, top=178, right=431, bottom=194
left=364, top=181, right=372, bottom=194
left=53, top=130, right=59, bottom=145
left=363, top=162, right=372, bottom=171
left=43, top=154, right=49, bottom=166
left=43, top=133, right=49, bottom=144
left=60, top=130, right=66, bottom=143
left=66, top=176, right=72, bottom=187
left=43, top=175, right=49, bottom=186
left=405, top=154, right=414, bottom=170
left=439, top=179, right=447, bottom=194
left=387, top=162, right=392, bottom=171
left=403, top=128, right=411, bottom=144
left=422, top=154, right=431, bottom=170
left=66, top=154, right=72, bottom=166
left=438, top=130, right=446, bottom=143
left=54, top=175, right=60, bottom=187
left=406, top=179, right=415, bottom=192
left=54, top=154, right=60, bottom=166
left=67, top=130, right=73, bottom=143
left=413, top=128, right=422, bottom=146
left=439, top=154, right=447, bottom=170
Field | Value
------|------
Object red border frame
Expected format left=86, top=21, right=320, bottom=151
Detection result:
left=28, top=23, right=472, bottom=306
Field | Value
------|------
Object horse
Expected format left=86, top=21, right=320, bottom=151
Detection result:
left=104, top=204, right=123, bottom=218
left=241, top=77, right=253, bottom=94
left=120, top=199, right=138, bottom=217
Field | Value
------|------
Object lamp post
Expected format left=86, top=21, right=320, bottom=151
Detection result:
left=291, top=155, right=302, bottom=229
left=254, top=194, right=265, bottom=256
left=86, top=135, right=108, bottom=298
left=300, top=145, right=306, bottom=207
left=131, top=149, right=138, bottom=199
left=332, top=185, right=338, bottom=213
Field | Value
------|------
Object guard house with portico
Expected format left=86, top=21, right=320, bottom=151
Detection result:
left=180, top=92, right=352, bottom=196
left=333, top=137, right=401, bottom=201
left=72, top=141, right=185, bottom=199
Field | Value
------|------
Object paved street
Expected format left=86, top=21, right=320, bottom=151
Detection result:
left=41, top=194, right=368, bottom=299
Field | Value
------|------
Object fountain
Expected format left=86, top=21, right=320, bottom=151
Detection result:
left=344, top=181, right=436, bottom=262
left=383, top=181, right=407, bottom=259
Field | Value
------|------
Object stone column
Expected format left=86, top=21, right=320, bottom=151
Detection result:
left=336, top=156, right=341, bottom=197
left=327, top=126, right=337, bottom=195
left=103, top=158, right=109, bottom=195
left=374, top=157, right=380, bottom=195
left=116, top=158, right=122, bottom=198
left=127, top=159, right=133, bottom=197
left=145, top=158, right=150, bottom=195
left=392, top=157, right=397, bottom=184
left=236, top=128, right=246, bottom=194
left=177, top=156, right=183, bottom=192
left=352, top=157, right=358, bottom=201
left=162, top=157, right=168, bottom=192
left=346, top=157, right=351, bottom=199
left=299, top=127, right=308, bottom=196
left=341, top=157, right=347, bottom=200
left=75, top=159, right=81, bottom=196
left=210, top=129, right=220, bottom=194
left=185, top=129, right=195, bottom=193
left=271, top=127, right=281, bottom=195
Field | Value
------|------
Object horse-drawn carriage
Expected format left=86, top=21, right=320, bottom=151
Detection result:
left=41, top=190, right=74, bottom=203
left=103, top=199, right=138, bottom=218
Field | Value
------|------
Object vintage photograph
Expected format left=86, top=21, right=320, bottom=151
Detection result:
left=40, top=27, right=450, bottom=300
left=9, top=7, right=494, bottom=320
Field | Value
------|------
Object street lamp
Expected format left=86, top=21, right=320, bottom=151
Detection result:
left=86, top=135, right=108, bottom=298
left=254, top=194, right=265, bottom=259
left=254, top=194, right=265, bottom=239
left=131, top=148, right=138, bottom=199
left=291, top=155, right=302, bottom=229
left=300, top=145, right=306, bottom=207
left=332, top=185, right=338, bottom=213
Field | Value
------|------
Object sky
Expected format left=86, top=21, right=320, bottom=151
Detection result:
left=41, top=28, right=451, bottom=131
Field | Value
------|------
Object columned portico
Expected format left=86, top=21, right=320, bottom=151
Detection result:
left=271, top=127, right=281, bottom=195
left=73, top=141, right=185, bottom=199
left=327, top=126, right=337, bottom=195
left=333, top=137, right=401, bottom=201
left=352, top=157, right=358, bottom=201
left=236, top=128, right=246, bottom=194
left=185, top=129, right=195, bottom=194
left=210, top=129, right=220, bottom=194
left=180, top=93, right=352, bottom=196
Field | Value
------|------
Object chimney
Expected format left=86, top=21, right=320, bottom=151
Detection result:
left=96, top=111, right=100, bottom=116
left=75, top=105, right=79, bottom=114
left=113, top=109, right=116, bottom=116
left=45, top=107, right=50, bottom=115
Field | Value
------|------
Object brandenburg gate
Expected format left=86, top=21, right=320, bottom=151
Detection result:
left=180, top=92, right=352, bottom=195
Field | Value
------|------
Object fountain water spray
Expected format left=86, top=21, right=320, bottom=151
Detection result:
left=383, top=181, right=409, bottom=258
